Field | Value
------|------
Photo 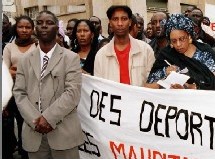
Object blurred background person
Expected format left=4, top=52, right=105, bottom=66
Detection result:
left=2, top=60, right=16, bottom=159
left=66, top=18, right=78, bottom=48
left=56, top=20, right=70, bottom=49
left=202, top=16, right=210, bottom=26
left=3, top=15, right=37, bottom=159
left=89, top=16, right=106, bottom=42
left=71, top=19, right=99, bottom=75
left=145, top=21, right=154, bottom=40
left=149, top=12, right=169, bottom=59
left=184, top=5, right=196, bottom=17
left=189, top=7, right=215, bottom=47
left=134, top=13, right=150, bottom=43
left=129, top=14, right=139, bottom=39
left=66, top=18, right=78, bottom=40
left=2, top=14, right=15, bottom=52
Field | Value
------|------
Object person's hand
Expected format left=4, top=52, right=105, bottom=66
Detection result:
left=170, top=84, right=184, bottom=89
left=9, top=66, right=17, bottom=79
left=184, top=83, right=197, bottom=89
left=170, top=83, right=197, bottom=89
left=165, top=65, right=178, bottom=76
left=33, top=116, right=53, bottom=134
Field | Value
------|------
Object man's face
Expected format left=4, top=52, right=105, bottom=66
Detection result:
left=3, top=16, right=11, bottom=34
left=146, top=23, right=153, bottom=38
left=35, top=13, right=58, bottom=43
left=202, top=18, right=210, bottom=26
left=136, top=16, right=144, bottom=32
left=151, top=12, right=167, bottom=38
left=109, top=9, right=131, bottom=37
left=66, top=21, right=76, bottom=39
left=89, top=16, right=101, bottom=33
left=190, top=9, right=203, bottom=24
left=185, top=6, right=195, bottom=17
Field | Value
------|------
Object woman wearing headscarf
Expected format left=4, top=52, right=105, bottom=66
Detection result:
left=147, top=14, right=215, bottom=90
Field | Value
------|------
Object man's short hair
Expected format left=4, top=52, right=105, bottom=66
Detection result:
left=37, top=10, right=58, bottom=25
left=89, top=16, right=101, bottom=25
left=106, top=5, right=132, bottom=20
left=68, top=18, right=78, bottom=23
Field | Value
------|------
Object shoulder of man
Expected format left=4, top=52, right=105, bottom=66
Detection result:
left=133, top=38, right=154, bottom=51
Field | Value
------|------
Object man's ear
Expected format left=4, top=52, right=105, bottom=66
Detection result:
left=91, top=33, right=94, bottom=40
left=129, top=19, right=132, bottom=27
left=109, top=20, right=112, bottom=28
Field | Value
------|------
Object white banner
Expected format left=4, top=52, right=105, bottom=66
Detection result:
left=78, top=74, right=215, bottom=159
left=205, top=4, right=215, bottom=31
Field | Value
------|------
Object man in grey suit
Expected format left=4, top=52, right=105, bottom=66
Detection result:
left=13, top=10, right=84, bottom=159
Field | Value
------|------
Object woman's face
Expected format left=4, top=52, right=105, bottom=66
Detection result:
left=16, top=19, right=34, bottom=40
left=76, top=21, right=93, bottom=47
left=146, top=23, right=153, bottom=38
left=170, top=30, right=190, bottom=54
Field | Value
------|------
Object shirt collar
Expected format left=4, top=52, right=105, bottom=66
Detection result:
left=39, top=43, right=57, bottom=59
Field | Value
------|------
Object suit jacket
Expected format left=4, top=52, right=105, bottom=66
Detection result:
left=13, top=44, right=84, bottom=152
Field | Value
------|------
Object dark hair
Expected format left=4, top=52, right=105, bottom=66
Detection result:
left=36, top=10, right=58, bottom=25
left=151, top=11, right=170, bottom=22
left=89, top=16, right=101, bottom=25
left=203, top=16, right=210, bottom=23
left=68, top=18, right=79, bottom=23
left=70, top=19, right=99, bottom=52
left=98, top=38, right=110, bottom=50
left=106, top=5, right=132, bottom=19
left=191, top=8, right=203, bottom=17
left=14, top=15, right=34, bottom=38
left=129, top=14, right=138, bottom=31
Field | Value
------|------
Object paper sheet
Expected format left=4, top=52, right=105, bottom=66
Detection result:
left=157, top=71, right=190, bottom=89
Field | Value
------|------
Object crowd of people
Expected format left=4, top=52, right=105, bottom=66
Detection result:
left=2, top=4, right=215, bottom=159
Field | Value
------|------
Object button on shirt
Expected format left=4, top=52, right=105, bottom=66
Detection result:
left=39, top=44, right=56, bottom=70
left=38, top=43, right=56, bottom=112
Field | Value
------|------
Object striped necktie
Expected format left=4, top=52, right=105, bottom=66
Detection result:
left=39, top=55, right=49, bottom=113
left=41, top=55, right=49, bottom=78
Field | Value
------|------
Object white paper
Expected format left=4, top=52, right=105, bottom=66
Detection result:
left=157, top=71, right=190, bottom=89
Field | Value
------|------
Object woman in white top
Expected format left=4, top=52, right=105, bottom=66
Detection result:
left=2, top=15, right=37, bottom=159
left=3, top=15, right=37, bottom=79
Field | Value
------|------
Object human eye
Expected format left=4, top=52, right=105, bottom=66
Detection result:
left=170, top=39, right=177, bottom=44
left=111, top=17, right=118, bottom=21
left=151, top=21, right=156, bottom=25
left=36, top=20, right=42, bottom=25
left=76, top=29, right=81, bottom=33
left=122, top=17, right=128, bottom=21
left=46, top=20, right=55, bottom=25
left=179, top=36, right=187, bottom=42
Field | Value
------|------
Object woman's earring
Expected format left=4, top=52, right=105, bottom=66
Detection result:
left=170, top=44, right=173, bottom=48
left=189, top=38, right=192, bottom=44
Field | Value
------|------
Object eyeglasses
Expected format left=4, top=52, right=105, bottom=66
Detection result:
left=170, top=36, right=188, bottom=45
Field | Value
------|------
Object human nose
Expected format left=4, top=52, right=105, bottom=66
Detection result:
left=156, top=21, right=161, bottom=28
left=22, top=27, right=27, bottom=32
left=80, top=31, right=85, bottom=36
left=41, top=22, right=47, bottom=27
left=117, top=19, right=123, bottom=26
left=176, top=40, right=181, bottom=46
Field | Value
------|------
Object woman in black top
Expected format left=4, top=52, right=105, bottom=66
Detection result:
left=71, top=19, right=99, bottom=75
